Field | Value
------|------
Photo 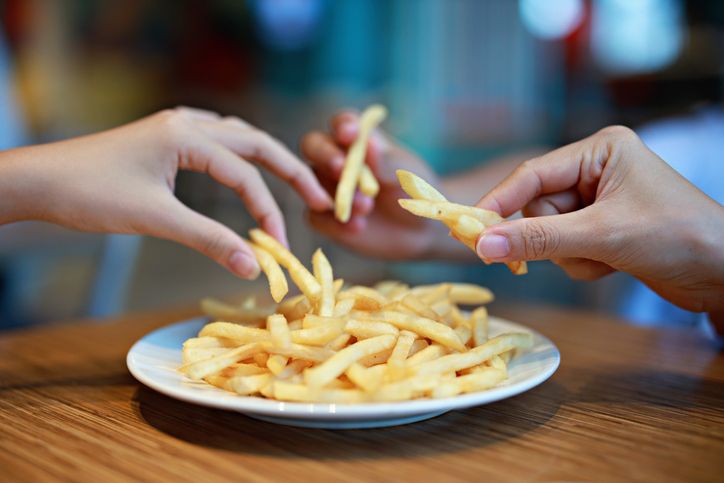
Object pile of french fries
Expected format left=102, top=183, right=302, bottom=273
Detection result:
left=179, top=228, right=532, bottom=403
left=396, top=169, right=528, bottom=275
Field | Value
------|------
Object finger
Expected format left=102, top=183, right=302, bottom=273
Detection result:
left=522, top=189, right=581, bottom=217
left=153, top=198, right=261, bottom=279
left=553, top=257, right=616, bottom=280
left=300, top=131, right=345, bottom=178
left=185, top=140, right=288, bottom=247
left=475, top=207, right=607, bottom=262
left=196, top=120, right=333, bottom=211
left=475, top=135, right=605, bottom=217
left=330, top=111, right=360, bottom=147
left=174, top=106, right=222, bottom=121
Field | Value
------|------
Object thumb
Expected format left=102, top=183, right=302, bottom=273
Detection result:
left=475, top=210, right=601, bottom=262
left=152, top=199, right=260, bottom=279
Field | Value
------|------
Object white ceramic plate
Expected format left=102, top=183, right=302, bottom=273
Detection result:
left=127, top=316, right=559, bottom=429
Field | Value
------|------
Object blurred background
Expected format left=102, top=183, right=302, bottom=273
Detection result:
left=0, top=0, right=722, bottom=330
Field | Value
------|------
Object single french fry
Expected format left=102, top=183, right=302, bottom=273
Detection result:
left=344, top=319, right=399, bottom=339
left=345, top=363, right=386, bottom=392
left=266, top=354, right=288, bottom=375
left=400, top=293, right=439, bottom=320
left=183, top=336, right=230, bottom=349
left=386, top=330, right=417, bottom=381
left=431, top=368, right=506, bottom=399
left=302, top=314, right=346, bottom=329
left=249, top=243, right=288, bottom=303
left=454, top=325, right=472, bottom=347
left=290, top=324, right=343, bottom=346
left=471, top=306, right=489, bottom=346
left=229, top=373, right=273, bottom=396
left=359, top=165, right=380, bottom=197
left=249, top=228, right=321, bottom=300
left=304, top=335, right=397, bottom=388
left=274, top=381, right=367, bottom=403
left=333, top=298, right=355, bottom=317
left=262, top=342, right=335, bottom=363
left=395, top=169, right=447, bottom=202
left=199, top=322, right=270, bottom=344
left=327, top=333, right=352, bottom=351
left=267, top=314, right=291, bottom=348
left=200, top=298, right=270, bottom=326
left=405, top=344, right=449, bottom=366
left=312, top=248, right=335, bottom=316
left=412, top=333, right=533, bottom=377
left=182, top=347, right=228, bottom=365
left=276, top=359, right=313, bottom=380
left=336, top=291, right=383, bottom=311
left=335, top=104, right=387, bottom=222
left=353, top=310, right=465, bottom=352
left=180, top=342, right=264, bottom=380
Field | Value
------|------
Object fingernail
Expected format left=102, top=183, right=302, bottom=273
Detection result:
left=229, top=251, right=260, bottom=279
left=476, top=233, right=510, bottom=260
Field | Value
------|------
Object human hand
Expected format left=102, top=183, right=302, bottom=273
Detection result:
left=300, top=110, right=449, bottom=259
left=0, top=108, right=331, bottom=278
left=475, top=126, right=724, bottom=317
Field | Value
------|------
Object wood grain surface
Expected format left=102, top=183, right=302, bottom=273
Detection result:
left=0, top=304, right=722, bottom=482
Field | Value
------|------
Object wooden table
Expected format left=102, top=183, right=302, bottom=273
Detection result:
left=1, top=305, right=722, bottom=482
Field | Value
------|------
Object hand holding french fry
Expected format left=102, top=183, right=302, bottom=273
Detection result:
left=474, top=126, right=724, bottom=323
left=301, top=107, right=454, bottom=259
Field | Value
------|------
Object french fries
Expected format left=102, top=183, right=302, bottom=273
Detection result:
left=334, top=104, right=387, bottom=222
left=396, top=169, right=528, bottom=275
left=182, top=235, right=532, bottom=403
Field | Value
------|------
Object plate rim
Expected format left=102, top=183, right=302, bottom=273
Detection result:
left=127, top=316, right=560, bottom=420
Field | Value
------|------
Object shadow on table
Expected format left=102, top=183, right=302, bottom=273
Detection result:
left=131, top=382, right=565, bottom=459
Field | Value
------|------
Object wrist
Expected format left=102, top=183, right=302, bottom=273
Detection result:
left=0, top=146, right=51, bottom=225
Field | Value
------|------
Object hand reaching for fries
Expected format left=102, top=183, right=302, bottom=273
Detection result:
left=475, top=126, right=724, bottom=323
left=0, top=107, right=332, bottom=278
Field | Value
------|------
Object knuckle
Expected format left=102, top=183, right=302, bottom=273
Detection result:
left=154, top=110, right=190, bottom=145
left=521, top=220, right=559, bottom=259
left=222, top=116, right=248, bottom=128
left=598, top=125, right=636, bottom=143
left=202, top=230, right=229, bottom=259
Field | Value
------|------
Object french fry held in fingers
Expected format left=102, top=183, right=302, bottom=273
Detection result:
left=334, top=104, right=387, bottom=222
left=181, top=242, right=532, bottom=402
left=396, top=169, right=527, bottom=275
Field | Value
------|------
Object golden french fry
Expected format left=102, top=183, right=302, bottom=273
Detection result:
left=327, top=333, right=352, bottom=351
left=267, top=314, right=291, bottom=348
left=336, top=291, right=383, bottom=311
left=274, top=381, right=367, bottom=403
left=400, top=293, right=439, bottom=320
left=198, top=322, right=270, bottom=343
left=291, top=324, right=343, bottom=346
left=334, top=104, right=387, bottom=222
left=200, top=298, right=270, bottom=326
left=276, top=359, right=313, bottom=380
left=262, top=342, right=335, bottom=363
left=405, top=344, right=449, bottom=366
left=471, top=306, right=489, bottom=346
left=412, top=333, right=533, bottom=377
left=180, top=342, right=264, bottom=380
left=302, top=314, right=346, bottom=329
left=395, top=169, right=447, bottom=202
left=386, top=330, right=417, bottom=381
left=229, top=373, right=273, bottom=396
left=250, top=243, right=288, bottom=303
left=266, top=354, right=288, bottom=375
left=454, top=325, right=472, bottom=347
left=345, top=363, right=386, bottom=392
left=182, top=347, right=228, bottom=365
left=182, top=336, right=231, bottom=349
left=359, top=165, right=380, bottom=197
left=333, top=298, right=355, bottom=317
left=312, top=248, right=335, bottom=316
left=304, top=335, right=397, bottom=388
left=353, top=310, right=465, bottom=352
left=344, top=319, right=399, bottom=339
left=249, top=228, right=321, bottom=300
left=398, top=198, right=503, bottom=227
left=431, top=368, right=505, bottom=399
